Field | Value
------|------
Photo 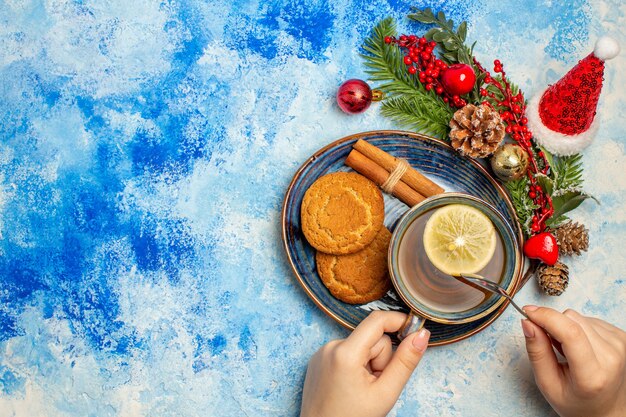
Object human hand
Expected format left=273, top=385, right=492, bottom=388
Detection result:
left=522, top=306, right=626, bottom=417
left=300, top=311, right=430, bottom=417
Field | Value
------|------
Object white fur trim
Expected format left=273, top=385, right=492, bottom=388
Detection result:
left=594, top=36, right=620, bottom=60
left=526, top=93, right=599, bottom=156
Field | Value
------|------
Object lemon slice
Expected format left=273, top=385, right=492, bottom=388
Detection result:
left=423, top=204, right=497, bottom=276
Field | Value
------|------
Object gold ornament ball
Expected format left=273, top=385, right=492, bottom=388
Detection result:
left=490, top=143, right=529, bottom=182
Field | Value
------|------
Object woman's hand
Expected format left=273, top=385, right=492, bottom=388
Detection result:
left=300, top=311, right=430, bottom=417
left=522, top=306, right=626, bottom=417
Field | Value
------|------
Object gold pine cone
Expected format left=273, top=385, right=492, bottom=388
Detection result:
left=555, top=221, right=589, bottom=256
left=449, top=104, right=506, bottom=158
left=536, top=262, right=569, bottom=296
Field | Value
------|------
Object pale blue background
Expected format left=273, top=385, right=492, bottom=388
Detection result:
left=0, top=1, right=624, bottom=416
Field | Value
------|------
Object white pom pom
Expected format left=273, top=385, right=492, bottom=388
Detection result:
left=594, top=36, right=620, bottom=60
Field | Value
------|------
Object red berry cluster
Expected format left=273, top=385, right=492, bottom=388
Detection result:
left=384, top=35, right=467, bottom=108
left=475, top=59, right=554, bottom=233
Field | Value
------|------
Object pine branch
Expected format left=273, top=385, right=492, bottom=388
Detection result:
left=381, top=95, right=452, bottom=139
left=361, top=17, right=454, bottom=138
left=361, top=17, right=422, bottom=97
left=505, top=176, right=539, bottom=236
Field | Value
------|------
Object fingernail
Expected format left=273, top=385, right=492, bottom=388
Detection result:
left=412, top=328, right=430, bottom=352
left=523, top=305, right=539, bottom=313
left=521, top=319, right=535, bottom=338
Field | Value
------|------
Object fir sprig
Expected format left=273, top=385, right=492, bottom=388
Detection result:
left=505, top=176, right=539, bottom=235
left=362, top=17, right=421, bottom=97
left=381, top=95, right=453, bottom=138
left=361, top=17, right=454, bottom=138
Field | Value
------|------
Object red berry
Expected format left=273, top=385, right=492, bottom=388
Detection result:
left=409, top=35, right=417, bottom=42
left=494, top=59, right=501, bottom=66
left=505, top=126, right=513, bottom=134
left=421, top=52, right=430, bottom=60
left=529, top=191, right=536, bottom=199
left=404, top=56, right=412, bottom=65
left=429, top=41, right=436, bottom=48
left=408, top=66, right=417, bottom=74
left=435, top=86, right=444, bottom=94
left=384, top=36, right=392, bottom=44
left=418, top=37, right=426, bottom=45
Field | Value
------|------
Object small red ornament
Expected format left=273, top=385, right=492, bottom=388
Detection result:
left=523, top=232, right=559, bottom=266
left=336, top=79, right=383, bottom=114
left=440, top=64, right=476, bottom=96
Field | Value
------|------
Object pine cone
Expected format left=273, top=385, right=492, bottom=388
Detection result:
left=449, top=104, right=505, bottom=158
left=555, top=221, right=589, bottom=256
left=536, top=262, right=569, bottom=296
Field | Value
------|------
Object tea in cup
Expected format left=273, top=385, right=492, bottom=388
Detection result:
left=388, top=193, right=522, bottom=338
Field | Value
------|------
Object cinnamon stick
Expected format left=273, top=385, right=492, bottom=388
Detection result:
left=345, top=149, right=426, bottom=207
left=354, top=139, right=444, bottom=197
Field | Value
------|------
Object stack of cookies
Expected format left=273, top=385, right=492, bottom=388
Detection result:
left=300, top=172, right=391, bottom=304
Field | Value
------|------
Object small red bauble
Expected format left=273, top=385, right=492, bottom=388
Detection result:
left=523, top=232, right=559, bottom=266
left=336, top=79, right=382, bottom=114
left=440, top=63, right=476, bottom=96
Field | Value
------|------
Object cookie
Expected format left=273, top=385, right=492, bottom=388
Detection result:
left=301, top=172, right=384, bottom=255
left=316, top=227, right=392, bottom=304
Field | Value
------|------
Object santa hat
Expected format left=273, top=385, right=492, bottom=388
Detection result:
left=527, top=37, right=620, bottom=156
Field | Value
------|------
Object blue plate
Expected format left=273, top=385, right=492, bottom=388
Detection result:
left=281, top=131, right=524, bottom=345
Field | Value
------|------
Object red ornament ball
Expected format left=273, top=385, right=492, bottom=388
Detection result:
left=336, top=79, right=374, bottom=114
left=440, top=64, right=476, bottom=96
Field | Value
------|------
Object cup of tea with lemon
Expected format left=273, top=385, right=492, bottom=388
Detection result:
left=388, top=193, right=522, bottom=338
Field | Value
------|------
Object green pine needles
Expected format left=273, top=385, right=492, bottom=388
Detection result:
left=510, top=149, right=594, bottom=234
left=505, top=177, right=539, bottom=235
left=361, top=17, right=454, bottom=139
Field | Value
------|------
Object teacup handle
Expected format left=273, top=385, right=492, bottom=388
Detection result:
left=398, top=311, right=426, bottom=340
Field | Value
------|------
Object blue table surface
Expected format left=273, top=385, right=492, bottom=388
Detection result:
left=1, top=1, right=624, bottom=416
